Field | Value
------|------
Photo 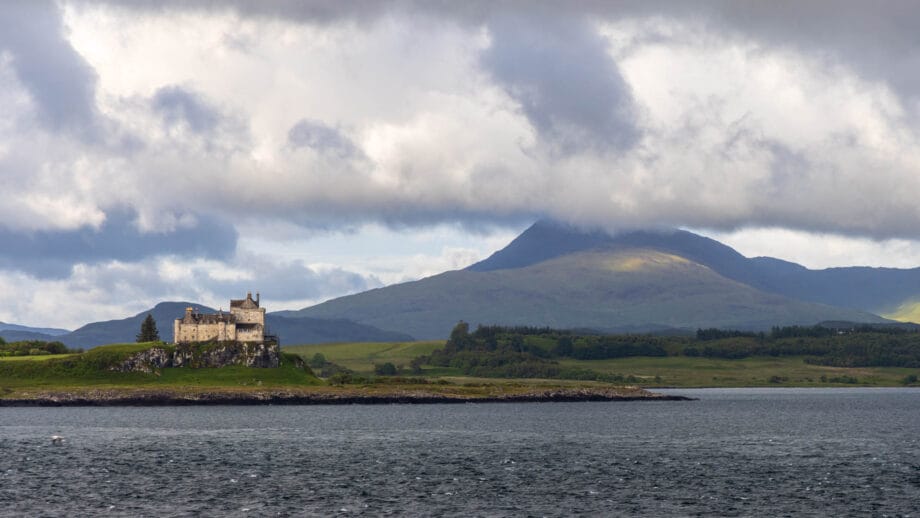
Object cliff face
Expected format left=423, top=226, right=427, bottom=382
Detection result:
left=113, top=342, right=281, bottom=373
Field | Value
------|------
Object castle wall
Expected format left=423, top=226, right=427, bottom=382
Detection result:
left=174, top=320, right=237, bottom=343
left=236, top=325, right=263, bottom=342
left=229, top=305, right=265, bottom=343
left=230, top=307, right=265, bottom=325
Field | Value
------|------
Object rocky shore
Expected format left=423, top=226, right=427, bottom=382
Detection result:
left=0, top=387, right=693, bottom=406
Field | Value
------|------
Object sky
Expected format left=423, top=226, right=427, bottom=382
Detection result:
left=4, top=1, right=920, bottom=329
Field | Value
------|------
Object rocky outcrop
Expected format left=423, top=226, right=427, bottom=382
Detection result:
left=116, top=347, right=173, bottom=373
left=112, top=342, right=280, bottom=373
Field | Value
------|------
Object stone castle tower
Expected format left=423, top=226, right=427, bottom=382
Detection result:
left=173, top=292, right=267, bottom=344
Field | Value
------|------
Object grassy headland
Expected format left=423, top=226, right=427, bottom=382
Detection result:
left=0, top=341, right=669, bottom=404
left=5, top=322, right=919, bottom=404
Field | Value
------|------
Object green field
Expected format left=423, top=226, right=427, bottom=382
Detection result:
left=283, top=341, right=443, bottom=372
left=559, top=356, right=917, bottom=387
left=0, top=354, right=73, bottom=362
left=283, top=340, right=920, bottom=387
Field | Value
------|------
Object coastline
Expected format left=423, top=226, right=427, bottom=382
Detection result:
left=0, top=387, right=694, bottom=406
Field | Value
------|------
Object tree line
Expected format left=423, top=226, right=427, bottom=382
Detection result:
left=0, top=338, right=79, bottom=357
left=415, top=322, right=920, bottom=380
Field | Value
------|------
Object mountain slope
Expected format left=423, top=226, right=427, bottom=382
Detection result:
left=265, top=315, right=413, bottom=344
left=470, top=220, right=920, bottom=317
left=291, top=248, right=885, bottom=339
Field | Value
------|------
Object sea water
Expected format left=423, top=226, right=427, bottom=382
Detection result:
left=1, top=388, right=919, bottom=516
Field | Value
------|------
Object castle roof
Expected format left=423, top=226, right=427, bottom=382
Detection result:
left=230, top=292, right=260, bottom=309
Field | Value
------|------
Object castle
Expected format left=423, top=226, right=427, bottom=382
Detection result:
left=173, top=292, right=267, bottom=344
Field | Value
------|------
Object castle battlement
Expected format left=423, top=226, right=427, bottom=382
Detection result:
left=174, top=292, right=267, bottom=344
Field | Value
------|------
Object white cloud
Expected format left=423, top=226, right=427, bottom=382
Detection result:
left=701, top=228, right=920, bottom=270
left=3, top=2, right=920, bottom=327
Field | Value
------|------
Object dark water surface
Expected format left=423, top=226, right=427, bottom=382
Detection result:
left=2, top=388, right=919, bottom=516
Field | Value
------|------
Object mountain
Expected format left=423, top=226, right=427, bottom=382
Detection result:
left=286, top=222, right=888, bottom=339
left=0, top=322, right=70, bottom=343
left=470, top=220, right=920, bottom=317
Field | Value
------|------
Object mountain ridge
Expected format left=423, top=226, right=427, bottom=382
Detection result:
left=290, top=245, right=887, bottom=339
left=470, top=220, right=920, bottom=314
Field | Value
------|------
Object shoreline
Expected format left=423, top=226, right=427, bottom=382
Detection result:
left=0, top=387, right=694, bottom=407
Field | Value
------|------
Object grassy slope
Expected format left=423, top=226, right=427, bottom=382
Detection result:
left=292, top=249, right=884, bottom=339
left=884, top=300, right=920, bottom=323
left=0, top=354, right=73, bottom=362
left=282, top=340, right=919, bottom=387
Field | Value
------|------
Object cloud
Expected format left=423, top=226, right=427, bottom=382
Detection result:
left=0, top=251, right=383, bottom=329
left=152, top=85, right=221, bottom=134
left=287, top=119, right=361, bottom=158
left=8, top=0, right=920, bottom=331
left=0, top=209, right=237, bottom=278
left=0, top=1, right=104, bottom=140
left=0, top=3, right=903, bottom=243
left=190, top=252, right=381, bottom=302
left=481, top=13, right=638, bottom=154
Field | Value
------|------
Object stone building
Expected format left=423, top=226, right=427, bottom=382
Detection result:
left=173, top=292, right=267, bottom=344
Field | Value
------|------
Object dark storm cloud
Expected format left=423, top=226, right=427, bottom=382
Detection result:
left=481, top=14, right=639, bottom=154
left=0, top=1, right=103, bottom=140
left=152, top=86, right=222, bottom=134
left=287, top=119, right=361, bottom=158
left=0, top=209, right=237, bottom=278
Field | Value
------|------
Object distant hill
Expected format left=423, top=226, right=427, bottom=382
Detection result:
left=60, top=302, right=211, bottom=349
left=0, top=330, right=60, bottom=343
left=32, top=301, right=413, bottom=349
left=265, top=315, right=413, bottom=345
left=0, top=321, right=70, bottom=343
left=287, top=247, right=885, bottom=340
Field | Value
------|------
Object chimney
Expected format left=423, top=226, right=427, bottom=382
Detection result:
left=256, top=292, right=260, bottom=306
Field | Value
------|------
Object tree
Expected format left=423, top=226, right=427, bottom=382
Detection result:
left=374, top=362, right=398, bottom=376
left=447, top=321, right=473, bottom=352
left=552, top=336, right=573, bottom=357
left=136, top=314, right=160, bottom=342
left=309, top=353, right=327, bottom=369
